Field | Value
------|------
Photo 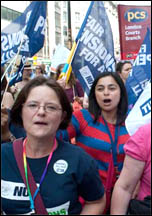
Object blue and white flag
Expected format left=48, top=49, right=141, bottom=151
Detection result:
left=70, top=1, right=115, bottom=95
left=125, top=82, right=151, bottom=136
left=125, top=28, right=151, bottom=108
left=8, top=56, right=27, bottom=86
left=1, top=1, right=47, bottom=66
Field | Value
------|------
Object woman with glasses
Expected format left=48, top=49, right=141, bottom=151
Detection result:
left=1, top=76, right=105, bottom=215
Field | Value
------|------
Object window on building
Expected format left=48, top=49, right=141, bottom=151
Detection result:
left=63, top=11, right=67, bottom=23
left=55, top=1, right=61, bottom=8
left=75, top=12, right=80, bottom=22
left=55, top=12, right=61, bottom=28
left=1, top=7, right=7, bottom=20
left=1, top=6, right=21, bottom=21
left=63, top=26, right=67, bottom=36
left=55, top=32, right=61, bottom=45
left=63, top=1, right=67, bottom=8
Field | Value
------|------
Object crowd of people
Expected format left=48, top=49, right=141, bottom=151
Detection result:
left=1, top=59, right=151, bottom=215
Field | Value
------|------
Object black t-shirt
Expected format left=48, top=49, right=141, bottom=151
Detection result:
left=1, top=139, right=104, bottom=215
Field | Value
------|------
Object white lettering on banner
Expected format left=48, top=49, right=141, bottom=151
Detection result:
left=125, top=30, right=140, bottom=35
left=80, top=29, right=100, bottom=50
left=97, top=65, right=105, bottom=73
left=131, top=79, right=149, bottom=97
left=79, top=47, right=100, bottom=67
left=34, top=16, right=46, bottom=35
left=86, top=15, right=104, bottom=37
left=1, top=11, right=46, bottom=64
left=25, top=10, right=32, bottom=24
left=135, top=54, right=151, bottom=65
left=134, top=44, right=151, bottom=66
left=1, top=50, right=16, bottom=64
left=125, top=35, right=141, bottom=41
left=125, top=25, right=142, bottom=30
left=139, top=44, right=146, bottom=53
left=1, top=11, right=31, bottom=52
left=79, top=40, right=115, bottom=70
left=79, top=66, right=94, bottom=89
left=78, top=15, right=115, bottom=72
left=140, top=98, right=151, bottom=116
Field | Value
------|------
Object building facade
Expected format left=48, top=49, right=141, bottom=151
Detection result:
left=1, top=1, right=120, bottom=63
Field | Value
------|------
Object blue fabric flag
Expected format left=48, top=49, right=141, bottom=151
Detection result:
left=8, top=56, right=27, bottom=86
left=1, top=1, right=47, bottom=66
left=70, top=1, right=115, bottom=95
left=126, top=28, right=151, bottom=109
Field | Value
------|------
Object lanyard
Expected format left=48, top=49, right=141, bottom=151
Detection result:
left=102, top=117, right=119, bottom=167
left=23, top=138, right=57, bottom=212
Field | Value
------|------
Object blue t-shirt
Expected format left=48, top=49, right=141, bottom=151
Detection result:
left=1, top=139, right=104, bottom=215
left=7, top=108, right=26, bottom=139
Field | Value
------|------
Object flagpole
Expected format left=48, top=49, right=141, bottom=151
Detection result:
left=59, top=1, right=94, bottom=83
left=1, top=57, right=17, bottom=83
left=1, top=35, right=25, bottom=107
left=65, top=39, right=80, bottom=83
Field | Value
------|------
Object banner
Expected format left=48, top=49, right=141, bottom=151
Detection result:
left=50, top=45, right=70, bottom=73
left=118, top=5, right=151, bottom=60
left=126, top=28, right=151, bottom=108
left=125, top=82, right=151, bottom=136
left=1, top=1, right=47, bottom=66
left=62, top=1, right=115, bottom=95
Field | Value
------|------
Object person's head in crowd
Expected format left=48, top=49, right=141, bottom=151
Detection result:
left=116, top=61, right=132, bottom=83
left=35, top=64, right=46, bottom=76
left=10, top=76, right=72, bottom=132
left=88, top=71, right=128, bottom=125
left=22, top=62, right=33, bottom=80
left=55, top=63, right=77, bottom=87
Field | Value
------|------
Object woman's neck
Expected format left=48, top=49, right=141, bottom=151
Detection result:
left=101, top=110, right=117, bottom=125
left=25, top=136, right=57, bottom=158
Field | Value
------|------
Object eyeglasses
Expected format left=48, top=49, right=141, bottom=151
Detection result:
left=23, top=102, right=62, bottom=113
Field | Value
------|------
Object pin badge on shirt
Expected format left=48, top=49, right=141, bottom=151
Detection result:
left=53, top=160, right=68, bottom=174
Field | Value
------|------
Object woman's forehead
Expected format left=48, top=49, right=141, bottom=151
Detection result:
left=27, top=86, right=58, bottom=99
left=97, top=76, right=117, bottom=85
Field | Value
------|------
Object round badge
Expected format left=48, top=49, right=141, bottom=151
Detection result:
left=53, top=160, right=68, bottom=174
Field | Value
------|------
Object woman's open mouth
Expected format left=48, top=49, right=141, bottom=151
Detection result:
left=103, top=99, right=111, bottom=104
